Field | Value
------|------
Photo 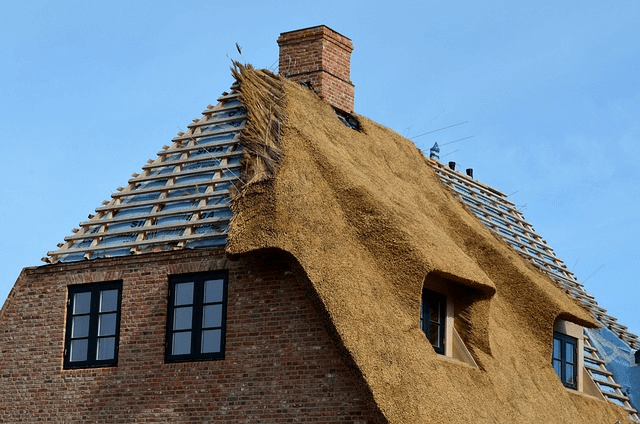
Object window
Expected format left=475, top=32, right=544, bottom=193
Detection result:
left=421, top=289, right=447, bottom=354
left=64, top=281, right=122, bottom=369
left=553, top=331, right=578, bottom=389
left=166, top=271, right=228, bottom=362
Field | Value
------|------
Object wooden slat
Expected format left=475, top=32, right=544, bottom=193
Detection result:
left=63, top=216, right=230, bottom=242
left=433, top=163, right=511, bottom=202
left=217, top=92, right=240, bottom=101
left=585, top=364, right=612, bottom=376
left=111, top=170, right=240, bottom=199
left=129, top=161, right=242, bottom=184
left=200, top=102, right=244, bottom=115
left=78, top=202, right=231, bottom=227
left=143, top=147, right=243, bottom=170
left=171, top=123, right=245, bottom=142
left=49, top=230, right=228, bottom=258
left=602, top=391, right=632, bottom=402
left=187, top=114, right=246, bottom=129
left=96, top=188, right=232, bottom=212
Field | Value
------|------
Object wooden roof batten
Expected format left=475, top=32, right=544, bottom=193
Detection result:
left=45, top=82, right=247, bottom=264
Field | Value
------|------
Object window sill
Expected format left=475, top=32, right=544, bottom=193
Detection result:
left=564, top=386, right=608, bottom=402
left=435, top=352, right=478, bottom=370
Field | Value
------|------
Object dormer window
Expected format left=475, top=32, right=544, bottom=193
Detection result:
left=420, top=289, right=446, bottom=354
left=551, top=319, right=597, bottom=394
left=419, top=273, right=481, bottom=367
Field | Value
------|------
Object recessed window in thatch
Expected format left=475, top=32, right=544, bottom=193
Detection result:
left=334, top=108, right=360, bottom=131
left=553, top=331, right=578, bottom=389
left=421, top=273, right=480, bottom=367
left=421, top=289, right=446, bottom=355
left=552, top=319, right=601, bottom=396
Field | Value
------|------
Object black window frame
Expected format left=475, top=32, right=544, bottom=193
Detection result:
left=64, top=281, right=122, bottom=369
left=165, top=271, right=228, bottom=363
left=421, top=288, right=447, bottom=355
left=552, top=331, right=578, bottom=389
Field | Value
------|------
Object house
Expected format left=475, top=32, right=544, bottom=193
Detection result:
left=1, top=25, right=638, bottom=423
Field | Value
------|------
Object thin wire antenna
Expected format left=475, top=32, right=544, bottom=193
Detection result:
left=583, top=264, right=604, bottom=283
left=507, top=190, right=519, bottom=197
left=409, top=121, right=469, bottom=139
left=441, top=135, right=473, bottom=146
left=268, top=58, right=279, bottom=72
left=430, top=109, right=446, bottom=123
left=571, top=257, right=579, bottom=272
left=441, top=149, right=460, bottom=158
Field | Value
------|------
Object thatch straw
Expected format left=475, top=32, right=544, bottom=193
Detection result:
left=232, top=62, right=285, bottom=188
left=227, top=66, right=632, bottom=423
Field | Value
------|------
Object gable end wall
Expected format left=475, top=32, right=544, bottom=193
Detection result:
left=0, top=249, right=384, bottom=423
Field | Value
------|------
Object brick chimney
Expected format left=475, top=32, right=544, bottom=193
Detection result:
left=278, top=25, right=355, bottom=113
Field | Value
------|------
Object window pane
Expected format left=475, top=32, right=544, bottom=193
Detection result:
left=96, top=337, right=115, bottom=360
left=203, top=304, right=222, bottom=328
left=172, top=332, right=191, bottom=355
left=204, top=279, right=224, bottom=303
left=71, top=315, right=90, bottom=338
left=428, top=323, right=441, bottom=347
left=565, top=342, right=574, bottom=364
left=201, top=329, right=221, bottom=353
left=429, top=301, right=441, bottom=323
left=173, top=307, right=193, bottom=330
left=553, top=338, right=562, bottom=360
left=175, top=282, right=194, bottom=305
left=99, top=289, right=119, bottom=312
left=70, top=339, right=88, bottom=362
left=553, top=359, right=562, bottom=378
left=98, top=313, right=117, bottom=336
left=566, top=364, right=575, bottom=385
left=73, top=292, right=92, bottom=315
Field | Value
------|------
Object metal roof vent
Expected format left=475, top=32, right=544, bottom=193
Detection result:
left=429, top=142, right=440, bottom=161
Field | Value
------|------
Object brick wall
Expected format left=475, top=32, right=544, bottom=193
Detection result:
left=0, top=249, right=385, bottom=423
left=278, top=25, right=355, bottom=113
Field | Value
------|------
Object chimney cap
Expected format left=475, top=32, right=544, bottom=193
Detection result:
left=278, top=25, right=352, bottom=42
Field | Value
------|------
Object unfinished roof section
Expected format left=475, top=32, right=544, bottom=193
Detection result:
left=46, top=85, right=245, bottom=264
left=433, top=161, right=639, bottom=419
left=432, top=162, right=639, bottom=350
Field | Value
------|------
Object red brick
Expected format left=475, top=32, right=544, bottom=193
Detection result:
left=278, top=26, right=355, bottom=113
left=0, top=249, right=385, bottom=423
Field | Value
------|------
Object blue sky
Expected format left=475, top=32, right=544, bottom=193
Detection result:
left=1, top=1, right=639, bottom=337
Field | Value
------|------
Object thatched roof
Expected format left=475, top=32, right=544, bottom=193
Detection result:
left=227, top=65, right=633, bottom=423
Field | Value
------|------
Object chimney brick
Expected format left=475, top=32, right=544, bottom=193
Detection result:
left=278, top=26, right=355, bottom=113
